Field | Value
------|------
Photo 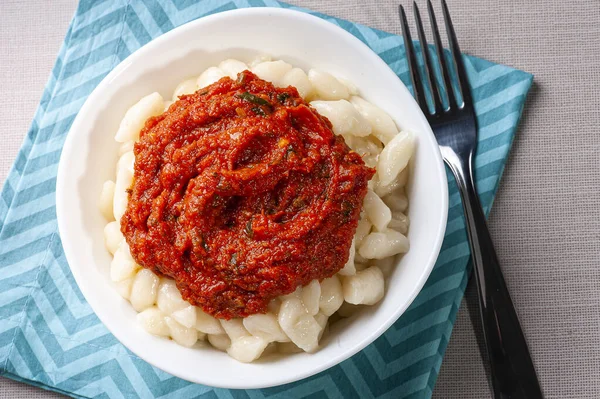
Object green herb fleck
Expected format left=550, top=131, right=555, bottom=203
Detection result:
left=342, top=200, right=354, bottom=218
left=236, top=92, right=273, bottom=109
left=277, top=93, right=291, bottom=104
left=230, top=252, right=238, bottom=266
left=245, top=219, right=254, bottom=239
left=318, top=164, right=331, bottom=178
left=292, top=197, right=305, bottom=209
left=251, top=106, right=268, bottom=117
left=201, top=237, right=209, bottom=251
left=285, top=145, right=296, bottom=159
left=236, top=72, right=248, bottom=85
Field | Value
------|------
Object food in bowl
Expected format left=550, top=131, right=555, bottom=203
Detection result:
left=98, top=57, right=415, bottom=362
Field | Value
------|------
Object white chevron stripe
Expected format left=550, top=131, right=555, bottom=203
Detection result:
left=156, top=382, right=225, bottom=399
left=66, top=22, right=124, bottom=61
left=10, top=135, right=64, bottom=170
left=269, top=374, right=342, bottom=398
left=261, top=0, right=281, bottom=8
left=76, top=0, right=120, bottom=23
left=0, top=244, right=49, bottom=272
left=12, top=192, right=56, bottom=212
left=29, top=288, right=78, bottom=340
left=48, top=325, right=109, bottom=354
left=43, top=84, right=99, bottom=118
left=2, top=162, right=24, bottom=196
left=444, top=217, right=466, bottom=236
left=245, top=388, right=267, bottom=399
left=475, top=79, right=532, bottom=116
left=385, top=373, right=430, bottom=399
left=74, top=375, right=126, bottom=399
left=131, top=2, right=166, bottom=38
left=479, top=111, right=519, bottom=140
left=0, top=259, right=42, bottom=284
left=364, top=338, right=441, bottom=380
left=113, top=355, right=155, bottom=398
left=45, top=255, right=95, bottom=317
left=385, top=306, right=452, bottom=347
left=448, top=174, right=500, bottom=208
left=409, top=271, right=465, bottom=308
left=339, top=358, right=373, bottom=398
left=4, top=338, right=38, bottom=380
left=474, top=144, right=511, bottom=169
left=388, top=59, right=408, bottom=75
left=55, top=56, right=118, bottom=96
left=0, top=212, right=55, bottom=249
left=21, top=161, right=60, bottom=180
left=0, top=287, right=33, bottom=310
left=431, top=242, right=470, bottom=270
left=356, top=24, right=403, bottom=52
left=29, top=289, right=104, bottom=346
left=121, top=21, right=149, bottom=52
left=0, top=229, right=54, bottom=267
left=21, top=322, right=61, bottom=372
left=72, top=4, right=127, bottom=38
left=11, top=135, right=63, bottom=174
left=32, top=129, right=76, bottom=160
left=51, top=344, right=132, bottom=384
left=151, top=365, right=182, bottom=383
left=0, top=319, right=19, bottom=334
left=154, top=0, right=183, bottom=24
left=4, top=167, right=58, bottom=200
left=468, top=63, right=517, bottom=89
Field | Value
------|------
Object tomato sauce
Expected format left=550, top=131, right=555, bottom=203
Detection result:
left=121, top=71, right=374, bottom=319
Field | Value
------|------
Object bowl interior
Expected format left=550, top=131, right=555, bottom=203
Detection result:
left=56, top=8, right=448, bottom=389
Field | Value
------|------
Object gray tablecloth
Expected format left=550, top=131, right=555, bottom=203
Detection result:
left=1, top=0, right=598, bottom=398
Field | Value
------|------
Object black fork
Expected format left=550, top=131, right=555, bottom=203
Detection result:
left=399, top=1, right=543, bottom=398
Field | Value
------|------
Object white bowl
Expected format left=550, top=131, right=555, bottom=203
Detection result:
left=56, top=8, right=448, bottom=389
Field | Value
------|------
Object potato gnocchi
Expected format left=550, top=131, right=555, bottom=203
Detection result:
left=99, top=57, right=414, bottom=362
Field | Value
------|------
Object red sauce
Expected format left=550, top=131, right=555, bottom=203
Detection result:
left=121, top=71, right=374, bottom=319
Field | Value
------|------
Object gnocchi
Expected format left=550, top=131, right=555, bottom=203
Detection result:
left=219, top=59, right=249, bottom=79
left=308, top=69, right=349, bottom=100
left=378, top=131, right=415, bottom=186
left=251, top=60, right=292, bottom=87
left=114, top=92, right=164, bottom=143
left=350, top=96, right=398, bottom=145
left=101, top=58, right=416, bottom=362
left=172, top=79, right=198, bottom=100
left=197, top=67, right=226, bottom=89
left=341, top=266, right=385, bottom=305
left=112, top=151, right=134, bottom=221
left=98, top=180, right=115, bottom=221
left=281, top=68, right=313, bottom=99
left=310, top=100, right=371, bottom=137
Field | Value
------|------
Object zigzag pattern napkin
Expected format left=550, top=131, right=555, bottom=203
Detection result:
left=0, top=1, right=533, bottom=398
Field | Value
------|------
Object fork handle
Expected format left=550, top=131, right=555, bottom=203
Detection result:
left=446, top=150, right=543, bottom=399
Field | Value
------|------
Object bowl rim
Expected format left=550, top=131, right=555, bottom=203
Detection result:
left=56, top=7, right=448, bottom=389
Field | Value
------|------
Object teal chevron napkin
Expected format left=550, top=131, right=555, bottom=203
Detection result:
left=0, top=1, right=533, bottom=398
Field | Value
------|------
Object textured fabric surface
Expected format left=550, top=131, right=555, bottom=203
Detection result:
left=0, top=1, right=531, bottom=397
left=0, top=1, right=597, bottom=399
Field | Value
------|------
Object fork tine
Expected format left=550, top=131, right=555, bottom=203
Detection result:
left=427, top=0, right=457, bottom=110
left=441, top=0, right=472, bottom=107
left=413, top=2, right=443, bottom=115
left=399, top=5, right=428, bottom=112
